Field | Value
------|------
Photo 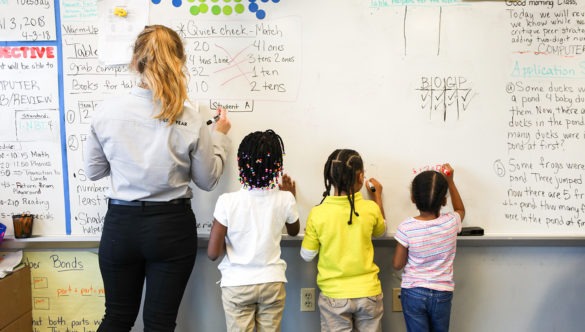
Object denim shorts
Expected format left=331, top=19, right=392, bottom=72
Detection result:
left=401, top=287, right=453, bottom=332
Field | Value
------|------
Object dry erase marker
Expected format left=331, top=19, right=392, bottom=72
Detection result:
left=442, top=168, right=451, bottom=176
left=367, top=180, right=376, bottom=192
left=206, top=114, right=220, bottom=126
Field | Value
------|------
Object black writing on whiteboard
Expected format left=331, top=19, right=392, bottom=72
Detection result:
left=501, top=78, right=585, bottom=230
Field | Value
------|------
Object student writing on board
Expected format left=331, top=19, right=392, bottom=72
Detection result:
left=208, top=129, right=300, bottom=331
left=393, top=164, right=465, bottom=332
left=83, top=25, right=232, bottom=331
left=300, top=149, right=386, bottom=332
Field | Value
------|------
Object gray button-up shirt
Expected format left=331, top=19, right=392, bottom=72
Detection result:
left=84, top=87, right=230, bottom=201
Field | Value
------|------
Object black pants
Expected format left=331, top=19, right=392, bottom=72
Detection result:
left=97, top=203, right=197, bottom=332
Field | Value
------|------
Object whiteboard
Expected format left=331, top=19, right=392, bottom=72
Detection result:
left=1, top=0, right=585, bottom=237
left=0, top=0, right=56, bottom=41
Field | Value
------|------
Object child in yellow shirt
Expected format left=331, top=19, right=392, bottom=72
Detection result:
left=300, top=149, right=386, bottom=332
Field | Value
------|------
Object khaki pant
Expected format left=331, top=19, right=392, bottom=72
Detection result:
left=318, top=293, right=384, bottom=332
left=221, top=282, right=286, bottom=332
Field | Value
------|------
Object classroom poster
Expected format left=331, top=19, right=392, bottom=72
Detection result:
left=0, top=45, right=66, bottom=235
left=60, top=0, right=135, bottom=236
left=23, top=251, right=104, bottom=332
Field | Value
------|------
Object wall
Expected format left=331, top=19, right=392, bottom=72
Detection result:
left=3, top=1, right=585, bottom=330
left=3, top=240, right=583, bottom=331
left=140, top=242, right=585, bottom=332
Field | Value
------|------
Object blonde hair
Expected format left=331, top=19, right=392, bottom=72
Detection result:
left=130, top=25, right=187, bottom=124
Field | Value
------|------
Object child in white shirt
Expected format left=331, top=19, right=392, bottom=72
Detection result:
left=208, top=129, right=300, bottom=332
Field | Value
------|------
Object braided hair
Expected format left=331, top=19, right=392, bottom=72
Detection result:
left=321, top=149, right=363, bottom=225
left=411, top=170, right=449, bottom=217
left=238, top=130, right=285, bottom=190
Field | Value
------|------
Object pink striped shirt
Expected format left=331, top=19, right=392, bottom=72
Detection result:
left=395, top=212, right=462, bottom=291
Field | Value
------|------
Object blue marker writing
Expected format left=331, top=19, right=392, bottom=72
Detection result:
left=206, top=114, right=220, bottom=126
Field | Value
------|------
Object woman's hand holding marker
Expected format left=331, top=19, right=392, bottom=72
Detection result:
left=206, top=114, right=220, bottom=125
left=210, top=106, right=231, bottom=135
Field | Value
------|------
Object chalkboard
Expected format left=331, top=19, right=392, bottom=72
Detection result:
left=1, top=0, right=585, bottom=237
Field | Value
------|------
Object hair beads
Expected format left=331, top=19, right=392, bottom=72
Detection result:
left=238, top=130, right=285, bottom=190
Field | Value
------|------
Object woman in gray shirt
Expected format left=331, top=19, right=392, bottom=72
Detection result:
left=84, top=25, right=231, bottom=331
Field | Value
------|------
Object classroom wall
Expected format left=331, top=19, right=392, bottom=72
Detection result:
left=3, top=1, right=585, bottom=330
left=125, top=242, right=585, bottom=332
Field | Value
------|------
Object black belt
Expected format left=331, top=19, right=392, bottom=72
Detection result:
left=108, top=198, right=190, bottom=207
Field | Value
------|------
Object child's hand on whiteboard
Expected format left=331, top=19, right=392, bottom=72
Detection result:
left=441, top=163, right=465, bottom=219
left=279, top=174, right=296, bottom=197
left=441, top=163, right=454, bottom=180
left=214, top=107, right=231, bottom=135
left=366, top=177, right=383, bottom=196
left=366, top=177, right=385, bottom=219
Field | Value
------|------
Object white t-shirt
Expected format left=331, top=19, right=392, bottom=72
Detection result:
left=213, top=188, right=299, bottom=287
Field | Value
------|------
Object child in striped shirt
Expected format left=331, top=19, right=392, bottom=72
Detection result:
left=393, top=163, right=465, bottom=332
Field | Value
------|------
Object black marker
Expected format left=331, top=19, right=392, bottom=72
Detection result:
left=206, top=114, right=220, bottom=126
left=367, top=180, right=376, bottom=192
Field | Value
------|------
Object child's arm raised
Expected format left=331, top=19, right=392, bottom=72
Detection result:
left=207, top=219, right=227, bottom=261
left=366, top=177, right=385, bottom=219
left=280, top=174, right=300, bottom=236
left=442, top=163, right=465, bottom=220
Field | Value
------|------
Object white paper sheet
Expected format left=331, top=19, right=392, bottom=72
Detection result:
left=97, top=0, right=149, bottom=65
left=0, top=250, right=23, bottom=278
